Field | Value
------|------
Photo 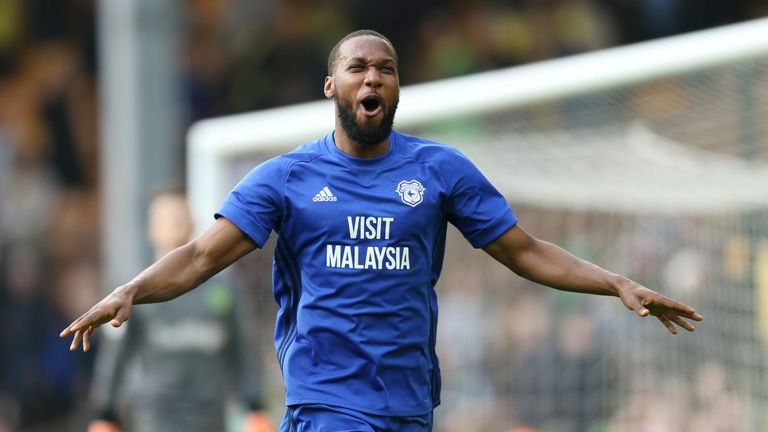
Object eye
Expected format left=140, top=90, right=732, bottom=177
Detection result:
left=380, top=66, right=395, bottom=74
left=349, top=64, right=365, bottom=72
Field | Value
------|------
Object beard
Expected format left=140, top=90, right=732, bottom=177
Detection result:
left=336, top=94, right=398, bottom=147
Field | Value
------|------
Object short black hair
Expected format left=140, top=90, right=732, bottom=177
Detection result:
left=327, top=29, right=397, bottom=76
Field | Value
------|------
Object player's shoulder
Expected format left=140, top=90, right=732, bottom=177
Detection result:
left=394, top=130, right=471, bottom=166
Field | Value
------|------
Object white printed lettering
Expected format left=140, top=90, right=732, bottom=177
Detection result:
left=365, top=217, right=377, bottom=239
left=385, top=247, right=397, bottom=270
left=365, top=247, right=377, bottom=268
left=347, top=216, right=361, bottom=239
left=327, top=244, right=341, bottom=267
left=382, top=217, right=393, bottom=240
left=342, top=246, right=354, bottom=268
left=325, top=245, right=411, bottom=270
left=354, top=246, right=364, bottom=269
left=374, top=247, right=387, bottom=267
left=346, top=216, right=395, bottom=240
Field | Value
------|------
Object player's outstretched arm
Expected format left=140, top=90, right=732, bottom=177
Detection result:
left=482, top=224, right=703, bottom=334
left=60, top=217, right=257, bottom=351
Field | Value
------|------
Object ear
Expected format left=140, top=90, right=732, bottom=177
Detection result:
left=323, top=76, right=334, bottom=99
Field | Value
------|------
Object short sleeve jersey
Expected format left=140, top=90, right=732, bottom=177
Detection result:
left=216, top=130, right=517, bottom=416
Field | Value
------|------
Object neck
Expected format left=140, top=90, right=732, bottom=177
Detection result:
left=333, top=127, right=390, bottom=158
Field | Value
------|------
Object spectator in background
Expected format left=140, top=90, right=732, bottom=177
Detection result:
left=0, top=49, right=90, bottom=431
left=87, top=186, right=273, bottom=432
left=509, top=310, right=619, bottom=431
left=223, top=0, right=342, bottom=111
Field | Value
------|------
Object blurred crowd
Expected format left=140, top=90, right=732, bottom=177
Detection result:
left=432, top=206, right=760, bottom=432
left=1, top=0, right=766, bottom=431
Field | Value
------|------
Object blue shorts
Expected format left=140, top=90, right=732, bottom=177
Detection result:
left=280, top=404, right=433, bottom=432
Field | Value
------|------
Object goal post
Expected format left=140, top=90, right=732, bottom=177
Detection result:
left=187, top=18, right=768, bottom=431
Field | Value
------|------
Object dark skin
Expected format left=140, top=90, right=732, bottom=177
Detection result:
left=323, top=35, right=399, bottom=158
left=61, top=35, right=701, bottom=352
left=483, top=227, right=702, bottom=333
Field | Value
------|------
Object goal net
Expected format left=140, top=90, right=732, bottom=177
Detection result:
left=188, top=18, right=768, bottom=431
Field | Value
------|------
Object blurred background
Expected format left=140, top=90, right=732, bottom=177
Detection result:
left=2, top=1, right=768, bottom=431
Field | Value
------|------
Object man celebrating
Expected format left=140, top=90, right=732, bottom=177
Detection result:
left=62, top=30, right=702, bottom=432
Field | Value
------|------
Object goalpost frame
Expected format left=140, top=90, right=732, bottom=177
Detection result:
left=187, top=18, right=768, bottom=232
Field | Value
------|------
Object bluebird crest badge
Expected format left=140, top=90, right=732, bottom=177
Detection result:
left=396, top=180, right=426, bottom=207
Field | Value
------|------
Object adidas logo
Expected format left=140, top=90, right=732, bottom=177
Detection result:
left=312, top=186, right=338, bottom=202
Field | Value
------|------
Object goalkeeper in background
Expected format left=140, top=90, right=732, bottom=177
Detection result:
left=87, top=186, right=274, bottom=432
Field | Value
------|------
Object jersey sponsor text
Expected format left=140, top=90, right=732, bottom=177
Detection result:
left=326, top=215, right=410, bottom=270
left=326, top=244, right=410, bottom=270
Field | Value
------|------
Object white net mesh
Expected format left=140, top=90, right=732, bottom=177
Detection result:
left=412, top=57, right=768, bottom=431
left=190, top=20, right=768, bottom=432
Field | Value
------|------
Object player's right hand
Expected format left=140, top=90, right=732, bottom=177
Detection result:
left=59, top=285, right=135, bottom=352
left=87, top=420, right=121, bottom=432
left=244, top=411, right=275, bottom=432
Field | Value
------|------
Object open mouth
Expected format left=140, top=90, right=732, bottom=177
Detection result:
left=360, top=95, right=382, bottom=116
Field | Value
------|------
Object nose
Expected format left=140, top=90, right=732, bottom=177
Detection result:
left=363, top=66, right=382, bottom=88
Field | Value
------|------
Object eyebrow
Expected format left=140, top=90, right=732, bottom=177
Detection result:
left=346, top=56, right=396, bottom=65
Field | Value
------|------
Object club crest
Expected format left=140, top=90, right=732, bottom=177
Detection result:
left=396, top=180, right=426, bottom=207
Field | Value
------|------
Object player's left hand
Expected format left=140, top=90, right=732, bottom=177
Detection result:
left=615, top=277, right=703, bottom=334
left=59, top=284, right=135, bottom=351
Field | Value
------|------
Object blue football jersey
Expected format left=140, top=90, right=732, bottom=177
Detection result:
left=216, top=130, right=517, bottom=416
